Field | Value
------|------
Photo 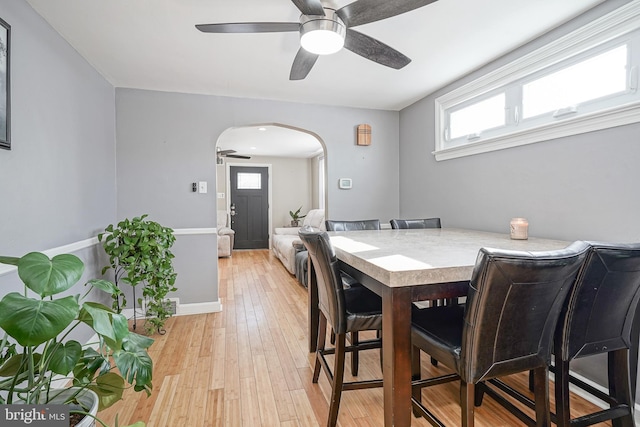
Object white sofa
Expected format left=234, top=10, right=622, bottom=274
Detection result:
left=217, top=210, right=235, bottom=258
left=272, top=209, right=324, bottom=275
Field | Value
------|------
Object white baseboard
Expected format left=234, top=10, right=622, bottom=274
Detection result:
left=177, top=300, right=222, bottom=315
left=121, top=300, right=222, bottom=320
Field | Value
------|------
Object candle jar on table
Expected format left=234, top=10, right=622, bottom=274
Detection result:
left=510, top=218, right=529, bottom=240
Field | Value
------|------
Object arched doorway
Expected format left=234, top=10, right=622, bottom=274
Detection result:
left=215, top=123, right=327, bottom=253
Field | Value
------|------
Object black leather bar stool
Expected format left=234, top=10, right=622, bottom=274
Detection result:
left=389, top=217, right=441, bottom=229
left=410, top=242, right=590, bottom=427
left=324, top=218, right=381, bottom=374
left=390, top=217, right=452, bottom=307
left=554, top=242, right=640, bottom=427
left=325, top=219, right=381, bottom=231
left=391, top=216, right=455, bottom=368
left=488, top=242, right=640, bottom=427
left=298, top=226, right=383, bottom=427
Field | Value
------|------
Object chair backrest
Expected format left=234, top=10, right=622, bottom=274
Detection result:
left=298, top=226, right=348, bottom=334
left=556, top=242, right=640, bottom=361
left=390, top=218, right=441, bottom=229
left=460, top=241, right=590, bottom=383
left=302, top=209, right=326, bottom=230
left=325, top=219, right=380, bottom=231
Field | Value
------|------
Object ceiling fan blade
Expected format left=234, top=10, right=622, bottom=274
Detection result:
left=337, top=0, right=437, bottom=28
left=344, top=29, right=411, bottom=69
left=289, top=48, right=319, bottom=80
left=196, top=22, right=299, bottom=33
left=291, top=0, right=325, bottom=16
left=226, top=154, right=251, bottom=159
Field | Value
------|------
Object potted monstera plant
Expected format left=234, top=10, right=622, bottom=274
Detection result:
left=0, top=252, right=153, bottom=427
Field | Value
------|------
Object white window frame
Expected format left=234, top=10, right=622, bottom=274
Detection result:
left=434, top=1, right=640, bottom=161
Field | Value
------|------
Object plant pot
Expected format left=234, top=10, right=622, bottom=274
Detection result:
left=291, top=220, right=299, bottom=227
left=46, top=388, right=99, bottom=427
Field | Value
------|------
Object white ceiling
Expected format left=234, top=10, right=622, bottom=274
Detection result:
left=26, top=0, right=605, bottom=112
left=218, top=124, right=323, bottom=158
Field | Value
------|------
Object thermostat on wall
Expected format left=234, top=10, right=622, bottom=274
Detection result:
left=338, top=178, right=352, bottom=189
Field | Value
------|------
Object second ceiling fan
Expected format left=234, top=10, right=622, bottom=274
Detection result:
left=196, top=0, right=438, bottom=80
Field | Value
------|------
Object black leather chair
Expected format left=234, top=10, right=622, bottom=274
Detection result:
left=298, top=227, right=383, bottom=427
left=486, top=242, right=640, bottom=427
left=390, top=216, right=450, bottom=367
left=554, top=242, right=640, bottom=427
left=410, top=241, right=590, bottom=427
left=325, top=218, right=381, bottom=370
left=390, top=217, right=441, bottom=229
left=325, top=219, right=381, bottom=231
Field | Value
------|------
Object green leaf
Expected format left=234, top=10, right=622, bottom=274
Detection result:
left=49, top=341, right=82, bottom=375
left=123, top=332, right=154, bottom=351
left=112, top=314, right=130, bottom=343
left=0, top=293, right=79, bottom=346
left=113, top=348, right=153, bottom=389
left=18, top=253, right=84, bottom=297
left=80, top=302, right=117, bottom=342
left=88, top=372, right=125, bottom=411
left=87, top=279, right=119, bottom=295
left=0, top=353, right=42, bottom=378
left=0, top=256, right=19, bottom=266
left=73, top=348, right=106, bottom=383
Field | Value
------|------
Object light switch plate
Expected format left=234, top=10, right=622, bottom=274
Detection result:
left=198, top=181, right=207, bottom=194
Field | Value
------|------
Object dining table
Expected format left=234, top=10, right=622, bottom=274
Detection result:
left=305, top=227, right=571, bottom=427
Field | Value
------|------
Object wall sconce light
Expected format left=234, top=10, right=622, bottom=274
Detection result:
left=357, top=124, right=371, bottom=146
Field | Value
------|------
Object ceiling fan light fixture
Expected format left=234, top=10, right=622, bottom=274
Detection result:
left=300, top=10, right=345, bottom=55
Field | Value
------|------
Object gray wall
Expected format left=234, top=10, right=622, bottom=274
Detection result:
left=0, top=0, right=116, bottom=343
left=399, top=0, right=638, bottom=396
left=115, top=88, right=400, bottom=303
left=0, top=0, right=116, bottom=255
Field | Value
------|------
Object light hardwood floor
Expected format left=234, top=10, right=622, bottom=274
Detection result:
left=98, top=249, right=611, bottom=426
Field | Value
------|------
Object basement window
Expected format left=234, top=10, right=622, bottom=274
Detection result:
left=434, top=2, right=640, bottom=161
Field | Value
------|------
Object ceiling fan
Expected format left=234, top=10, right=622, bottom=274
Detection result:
left=217, top=148, right=251, bottom=164
left=196, top=0, right=438, bottom=80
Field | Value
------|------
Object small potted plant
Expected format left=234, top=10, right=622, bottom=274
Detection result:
left=0, top=252, right=153, bottom=427
left=289, top=206, right=306, bottom=227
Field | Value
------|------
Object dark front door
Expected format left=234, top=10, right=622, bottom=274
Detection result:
left=229, top=166, right=269, bottom=249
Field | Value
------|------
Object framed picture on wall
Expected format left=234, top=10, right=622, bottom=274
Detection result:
left=0, top=17, right=10, bottom=150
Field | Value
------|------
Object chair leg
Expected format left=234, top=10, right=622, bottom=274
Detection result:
left=313, top=314, right=327, bottom=383
left=529, top=368, right=535, bottom=392
left=327, top=333, right=347, bottom=427
left=377, top=330, right=383, bottom=370
left=460, top=381, right=475, bottom=427
left=609, top=349, right=634, bottom=427
left=533, top=366, right=551, bottom=427
left=554, top=359, right=571, bottom=427
left=330, top=329, right=336, bottom=345
left=474, top=382, right=486, bottom=407
left=351, top=331, right=359, bottom=376
left=411, top=346, right=422, bottom=417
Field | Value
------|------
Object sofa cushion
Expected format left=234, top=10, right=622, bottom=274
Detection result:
left=272, top=209, right=324, bottom=275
